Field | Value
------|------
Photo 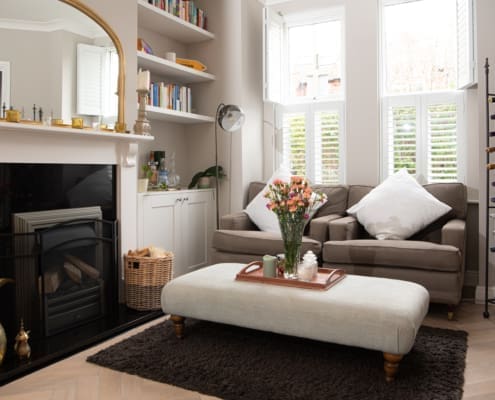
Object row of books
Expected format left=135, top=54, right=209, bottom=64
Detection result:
left=148, top=82, right=192, bottom=113
left=147, top=0, right=207, bottom=30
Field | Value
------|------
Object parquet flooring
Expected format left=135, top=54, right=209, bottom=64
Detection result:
left=0, top=301, right=494, bottom=399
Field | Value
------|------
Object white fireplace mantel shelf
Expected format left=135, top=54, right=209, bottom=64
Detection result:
left=0, top=121, right=154, bottom=142
left=0, top=121, right=154, bottom=167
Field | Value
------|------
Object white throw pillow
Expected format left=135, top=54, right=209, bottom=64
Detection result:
left=244, top=167, right=292, bottom=233
left=347, top=169, right=452, bottom=240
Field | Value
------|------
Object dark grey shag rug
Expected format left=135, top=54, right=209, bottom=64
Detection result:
left=87, top=319, right=467, bottom=400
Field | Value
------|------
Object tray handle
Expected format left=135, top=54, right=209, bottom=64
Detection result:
left=238, top=261, right=262, bottom=275
left=324, top=268, right=344, bottom=285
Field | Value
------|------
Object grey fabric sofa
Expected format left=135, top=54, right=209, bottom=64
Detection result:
left=211, top=182, right=349, bottom=264
left=322, top=183, right=467, bottom=308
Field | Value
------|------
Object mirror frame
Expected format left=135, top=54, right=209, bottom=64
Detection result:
left=59, top=0, right=126, bottom=132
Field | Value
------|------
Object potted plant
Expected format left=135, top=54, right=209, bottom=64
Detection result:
left=138, top=164, right=153, bottom=192
left=188, top=166, right=226, bottom=189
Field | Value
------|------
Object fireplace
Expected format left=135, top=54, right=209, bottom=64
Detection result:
left=0, top=163, right=163, bottom=384
left=0, top=165, right=117, bottom=337
left=12, top=208, right=117, bottom=337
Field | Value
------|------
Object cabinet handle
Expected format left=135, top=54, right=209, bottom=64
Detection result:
left=176, top=198, right=182, bottom=203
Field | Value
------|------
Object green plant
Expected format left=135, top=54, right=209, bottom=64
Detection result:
left=188, top=165, right=226, bottom=189
left=142, top=164, right=153, bottom=179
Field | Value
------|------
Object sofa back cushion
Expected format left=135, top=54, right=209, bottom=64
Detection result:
left=347, top=182, right=467, bottom=243
left=348, top=183, right=467, bottom=220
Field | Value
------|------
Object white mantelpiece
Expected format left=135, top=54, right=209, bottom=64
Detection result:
left=0, top=121, right=154, bottom=286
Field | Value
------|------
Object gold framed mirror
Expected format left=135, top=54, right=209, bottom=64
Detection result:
left=59, top=0, right=126, bottom=132
left=0, top=0, right=126, bottom=133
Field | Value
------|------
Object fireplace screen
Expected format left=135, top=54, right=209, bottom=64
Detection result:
left=0, top=212, right=117, bottom=337
left=39, top=218, right=117, bottom=336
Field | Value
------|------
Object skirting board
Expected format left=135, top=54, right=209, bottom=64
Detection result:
left=475, top=285, right=495, bottom=304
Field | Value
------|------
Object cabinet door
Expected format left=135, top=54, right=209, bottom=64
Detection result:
left=179, top=191, right=214, bottom=275
left=139, top=194, right=181, bottom=276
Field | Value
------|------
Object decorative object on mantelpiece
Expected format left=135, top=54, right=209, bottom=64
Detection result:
left=6, top=108, right=20, bottom=123
left=134, top=69, right=152, bottom=136
left=214, top=103, right=246, bottom=228
left=188, top=165, right=225, bottom=189
left=0, top=278, right=14, bottom=366
left=71, top=117, right=84, bottom=129
left=264, top=177, right=327, bottom=279
left=14, top=319, right=31, bottom=360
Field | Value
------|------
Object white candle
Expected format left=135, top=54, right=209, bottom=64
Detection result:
left=137, top=69, right=150, bottom=91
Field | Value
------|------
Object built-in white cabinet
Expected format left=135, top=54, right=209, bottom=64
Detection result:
left=137, top=189, right=215, bottom=277
left=136, top=0, right=215, bottom=124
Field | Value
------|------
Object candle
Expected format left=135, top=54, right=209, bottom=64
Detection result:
left=137, top=69, right=150, bottom=91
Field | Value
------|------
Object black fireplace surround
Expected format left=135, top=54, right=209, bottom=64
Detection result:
left=0, top=164, right=162, bottom=385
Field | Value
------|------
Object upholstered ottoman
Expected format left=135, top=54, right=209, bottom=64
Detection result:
left=161, top=263, right=430, bottom=381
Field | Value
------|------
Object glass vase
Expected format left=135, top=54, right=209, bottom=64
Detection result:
left=278, top=214, right=305, bottom=279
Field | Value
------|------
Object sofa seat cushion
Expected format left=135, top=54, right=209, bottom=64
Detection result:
left=213, top=229, right=321, bottom=256
left=323, top=239, right=461, bottom=272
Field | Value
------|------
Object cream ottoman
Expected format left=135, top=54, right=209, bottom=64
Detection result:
left=161, top=262, right=429, bottom=381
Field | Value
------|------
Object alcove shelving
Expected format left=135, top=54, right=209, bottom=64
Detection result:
left=137, top=0, right=215, bottom=124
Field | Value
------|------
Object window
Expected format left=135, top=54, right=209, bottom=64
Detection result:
left=381, top=0, right=470, bottom=183
left=280, top=102, right=343, bottom=184
left=77, top=43, right=118, bottom=118
left=264, top=7, right=344, bottom=184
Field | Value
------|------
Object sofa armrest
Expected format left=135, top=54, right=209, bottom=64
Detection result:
left=441, top=219, right=466, bottom=253
left=308, top=214, right=342, bottom=242
left=329, top=216, right=360, bottom=241
left=219, top=211, right=258, bottom=231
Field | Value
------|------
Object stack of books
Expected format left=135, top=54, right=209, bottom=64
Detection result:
left=148, top=82, right=192, bottom=113
left=148, top=0, right=207, bottom=30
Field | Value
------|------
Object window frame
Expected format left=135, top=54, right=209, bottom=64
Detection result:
left=379, top=0, right=468, bottom=184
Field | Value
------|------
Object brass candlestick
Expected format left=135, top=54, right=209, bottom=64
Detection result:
left=134, top=89, right=151, bottom=136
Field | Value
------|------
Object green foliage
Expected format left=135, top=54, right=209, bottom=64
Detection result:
left=188, top=166, right=226, bottom=189
left=142, top=164, right=153, bottom=179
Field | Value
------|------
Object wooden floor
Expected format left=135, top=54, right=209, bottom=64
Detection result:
left=0, top=301, right=494, bottom=400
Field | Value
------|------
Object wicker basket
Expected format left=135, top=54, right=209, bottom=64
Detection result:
left=124, top=252, right=173, bottom=311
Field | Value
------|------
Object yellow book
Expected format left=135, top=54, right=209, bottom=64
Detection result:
left=176, top=58, right=207, bottom=72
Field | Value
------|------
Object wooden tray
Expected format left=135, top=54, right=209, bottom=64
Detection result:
left=235, top=261, right=345, bottom=291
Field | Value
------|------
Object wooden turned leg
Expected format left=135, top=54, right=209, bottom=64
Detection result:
left=383, top=353, right=403, bottom=382
left=170, top=315, right=185, bottom=339
left=447, top=304, right=456, bottom=321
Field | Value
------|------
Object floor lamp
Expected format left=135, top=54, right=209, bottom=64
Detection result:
left=215, top=103, right=245, bottom=229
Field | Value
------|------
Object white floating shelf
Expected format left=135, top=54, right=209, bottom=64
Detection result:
left=137, top=0, right=214, bottom=43
left=145, top=105, right=214, bottom=124
left=137, top=52, right=215, bottom=84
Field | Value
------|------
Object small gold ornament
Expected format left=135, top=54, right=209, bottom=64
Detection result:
left=14, top=319, right=31, bottom=360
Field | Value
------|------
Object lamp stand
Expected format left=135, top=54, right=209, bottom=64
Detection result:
left=134, top=89, right=151, bottom=136
left=214, top=103, right=224, bottom=229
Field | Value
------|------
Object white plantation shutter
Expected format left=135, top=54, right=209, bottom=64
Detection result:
left=314, top=110, right=341, bottom=184
left=456, top=0, right=476, bottom=88
left=282, top=111, right=306, bottom=176
left=263, top=8, right=284, bottom=103
left=426, top=103, right=458, bottom=182
left=382, top=93, right=461, bottom=183
left=77, top=43, right=104, bottom=116
left=279, top=102, right=344, bottom=183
